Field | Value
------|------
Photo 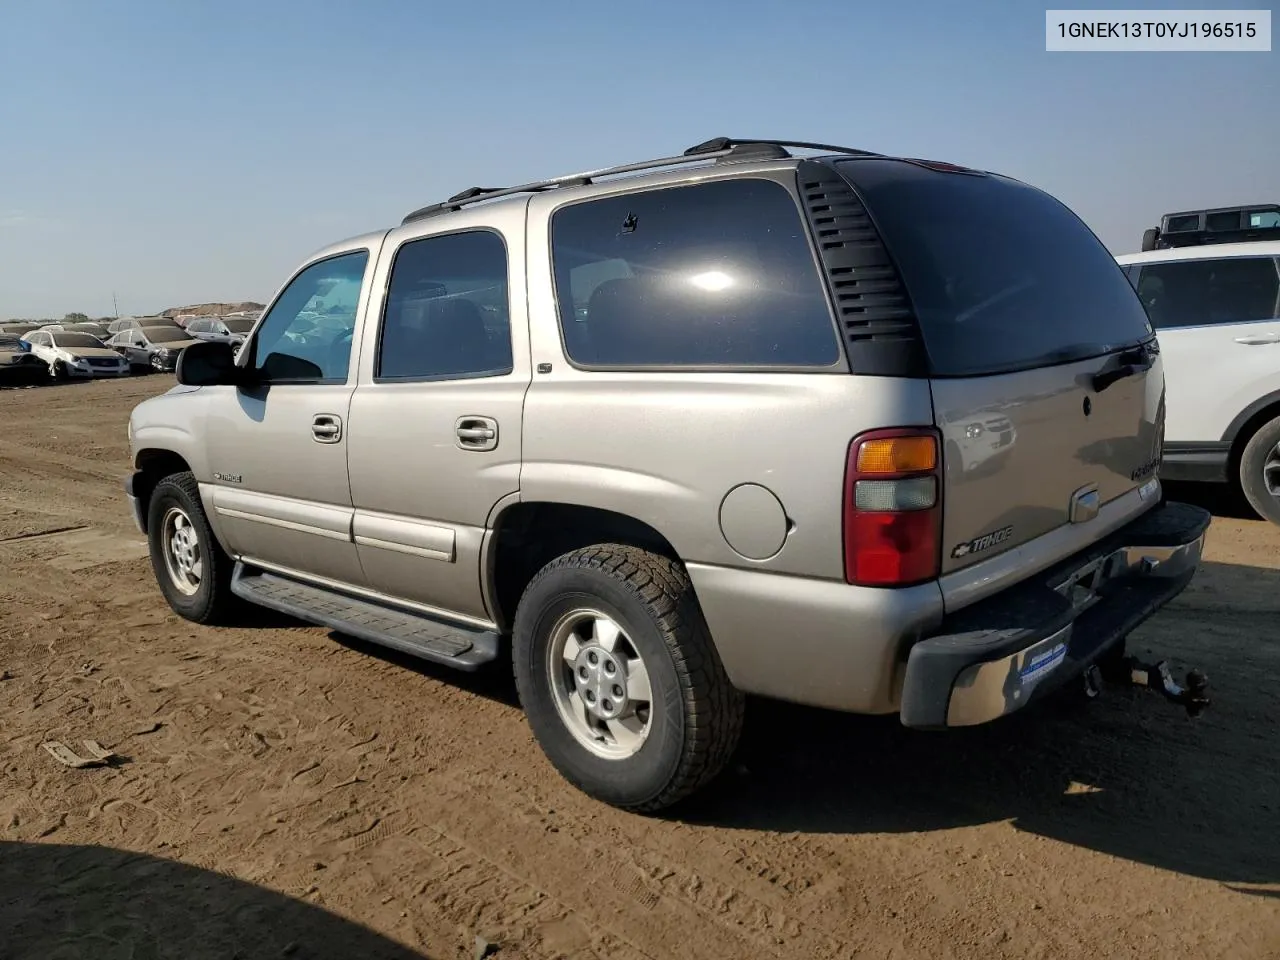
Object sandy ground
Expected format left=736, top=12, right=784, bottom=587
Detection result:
left=1, top=375, right=1277, bottom=960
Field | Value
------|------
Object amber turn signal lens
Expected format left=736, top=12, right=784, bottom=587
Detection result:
left=855, top=436, right=937, bottom=474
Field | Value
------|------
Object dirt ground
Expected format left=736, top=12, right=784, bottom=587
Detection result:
left=1, top=376, right=1277, bottom=960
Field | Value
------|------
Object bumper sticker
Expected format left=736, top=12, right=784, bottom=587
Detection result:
left=1019, top=642, right=1068, bottom=685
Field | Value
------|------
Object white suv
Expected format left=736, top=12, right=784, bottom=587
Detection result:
left=1117, top=204, right=1280, bottom=525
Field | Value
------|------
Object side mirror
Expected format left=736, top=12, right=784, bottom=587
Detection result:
left=175, top=339, right=245, bottom=387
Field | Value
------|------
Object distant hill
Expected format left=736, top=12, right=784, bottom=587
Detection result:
left=161, top=301, right=264, bottom=318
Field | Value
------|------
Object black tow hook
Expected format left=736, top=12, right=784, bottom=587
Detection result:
left=1113, top=657, right=1211, bottom=717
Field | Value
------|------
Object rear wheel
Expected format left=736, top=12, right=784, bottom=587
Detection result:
left=146, top=471, right=240, bottom=624
left=512, top=544, right=744, bottom=812
left=1238, top=415, right=1280, bottom=526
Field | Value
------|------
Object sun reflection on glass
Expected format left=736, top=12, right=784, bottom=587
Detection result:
left=688, top=270, right=734, bottom=292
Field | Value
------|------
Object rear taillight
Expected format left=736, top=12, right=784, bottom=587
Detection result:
left=843, top=428, right=942, bottom=587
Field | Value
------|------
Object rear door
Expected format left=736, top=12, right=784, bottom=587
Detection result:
left=1130, top=254, right=1280, bottom=444
left=835, top=159, right=1161, bottom=577
left=345, top=212, right=529, bottom=623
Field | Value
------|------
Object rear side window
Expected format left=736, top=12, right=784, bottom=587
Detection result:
left=550, top=178, right=841, bottom=368
left=836, top=160, right=1153, bottom=377
left=376, top=230, right=513, bottom=381
left=1132, top=257, right=1280, bottom=329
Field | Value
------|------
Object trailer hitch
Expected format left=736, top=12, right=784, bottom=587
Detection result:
left=1107, top=656, right=1210, bottom=717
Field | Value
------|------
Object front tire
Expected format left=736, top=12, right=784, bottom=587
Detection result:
left=1238, top=415, right=1280, bottom=526
left=146, top=471, right=239, bottom=624
left=512, top=544, right=744, bottom=812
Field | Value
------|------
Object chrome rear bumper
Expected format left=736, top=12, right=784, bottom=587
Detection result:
left=900, top=500, right=1211, bottom=729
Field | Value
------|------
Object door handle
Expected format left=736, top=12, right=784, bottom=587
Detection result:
left=455, top=416, right=498, bottom=451
left=1234, top=335, right=1280, bottom=345
left=312, top=414, right=343, bottom=443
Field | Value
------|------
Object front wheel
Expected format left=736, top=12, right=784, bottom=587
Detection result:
left=50, top=360, right=68, bottom=380
left=513, top=544, right=744, bottom=812
left=1238, top=415, right=1280, bottom=526
left=146, top=471, right=239, bottom=624
left=150, top=354, right=165, bottom=372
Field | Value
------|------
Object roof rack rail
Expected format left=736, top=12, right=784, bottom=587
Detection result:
left=1142, top=203, right=1280, bottom=250
left=400, top=137, right=881, bottom=224
left=682, top=137, right=880, bottom=159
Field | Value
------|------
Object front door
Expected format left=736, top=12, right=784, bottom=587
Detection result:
left=346, top=220, right=529, bottom=622
left=202, top=245, right=380, bottom=587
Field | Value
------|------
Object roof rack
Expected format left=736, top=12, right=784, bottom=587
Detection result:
left=400, top=137, right=881, bottom=224
left=1142, top=203, right=1280, bottom=250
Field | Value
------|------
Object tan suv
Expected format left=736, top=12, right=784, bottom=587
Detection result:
left=124, top=138, right=1212, bottom=811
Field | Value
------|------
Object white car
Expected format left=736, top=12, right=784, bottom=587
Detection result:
left=1117, top=203, right=1280, bottom=524
left=19, top=329, right=132, bottom=380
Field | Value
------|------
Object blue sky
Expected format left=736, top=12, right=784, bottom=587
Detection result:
left=0, top=0, right=1275, bottom=318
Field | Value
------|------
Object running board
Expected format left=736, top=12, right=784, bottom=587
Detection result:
left=230, top=563, right=500, bottom=671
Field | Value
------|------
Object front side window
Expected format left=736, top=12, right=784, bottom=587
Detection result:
left=550, top=178, right=841, bottom=368
left=249, top=249, right=370, bottom=382
left=1134, top=256, right=1280, bottom=329
left=376, top=230, right=512, bottom=381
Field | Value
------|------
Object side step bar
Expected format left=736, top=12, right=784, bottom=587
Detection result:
left=230, top=563, right=500, bottom=671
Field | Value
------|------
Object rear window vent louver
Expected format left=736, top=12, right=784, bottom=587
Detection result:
left=796, top=161, right=928, bottom=378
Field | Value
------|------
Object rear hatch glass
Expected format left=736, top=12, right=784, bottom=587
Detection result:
left=835, top=159, right=1162, bottom=576
left=835, top=158, right=1153, bottom=377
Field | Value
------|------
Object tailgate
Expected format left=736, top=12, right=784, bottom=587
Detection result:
left=933, top=352, right=1163, bottom=573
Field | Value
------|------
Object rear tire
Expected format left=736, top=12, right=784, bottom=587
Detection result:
left=146, top=471, right=240, bottom=624
left=1141, top=227, right=1160, bottom=252
left=512, top=544, right=744, bottom=812
left=1238, top=415, right=1280, bottom=526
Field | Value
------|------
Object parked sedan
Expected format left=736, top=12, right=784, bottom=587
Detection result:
left=106, top=316, right=181, bottom=336
left=0, top=334, right=49, bottom=385
left=107, top=325, right=200, bottom=373
left=42, top=321, right=112, bottom=340
left=20, top=330, right=131, bottom=380
left=184, top=316, right=255, bottom=348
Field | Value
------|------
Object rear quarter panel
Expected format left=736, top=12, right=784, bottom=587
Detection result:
left=521, top=181, right=934, bottom=579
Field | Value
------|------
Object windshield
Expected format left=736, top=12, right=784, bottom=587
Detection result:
left=51, top=333, right=105, bottom=349
left=145, top=328, right=196, bottom=344
left=835, top=159, right=1153, bottom=377
left=222, top=318, right=254, bottom=333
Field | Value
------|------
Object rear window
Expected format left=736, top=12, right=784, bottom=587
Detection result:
left=836, top=159, right=1153, bottom=377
